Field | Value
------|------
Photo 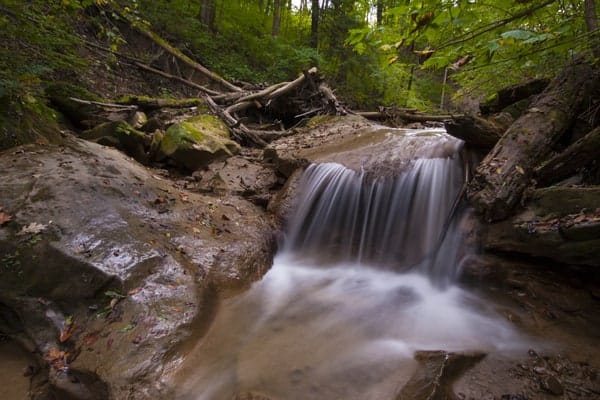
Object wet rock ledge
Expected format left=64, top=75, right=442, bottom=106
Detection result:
left=0, top=137, right=275, bottom=399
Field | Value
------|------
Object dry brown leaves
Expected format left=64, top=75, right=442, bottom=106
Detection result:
left=0, top=207, right=12, bottom=226
left=44, top=347, right=70, bottom=370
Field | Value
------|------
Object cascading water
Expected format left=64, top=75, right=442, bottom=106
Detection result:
left=284, top=157, right=466, bottom=287
left=175, top=129, right=526, bottom=400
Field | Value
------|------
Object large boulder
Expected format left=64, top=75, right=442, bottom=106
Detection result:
left=156, top=115, right=240, bottom=171
left=0, top=137, right=274, bottom=399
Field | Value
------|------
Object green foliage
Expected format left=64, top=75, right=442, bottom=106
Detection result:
left=2, top=0, right=592, bottom=114
left=138, top=0, right=320, bottom=83
left=0, top=1, right=89, bottom=99
left=369, top=0, right=592, bottom=106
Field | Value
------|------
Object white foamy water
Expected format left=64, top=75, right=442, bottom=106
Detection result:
left=176, top=255, right=526, bottom=400
left=175, top=132, right=528, bottom=399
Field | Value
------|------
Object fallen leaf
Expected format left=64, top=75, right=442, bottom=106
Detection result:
left=127, top=287, right=141, bottom=296
left=0, top=208, right=12, bottom=226
left=44, top=347, right=63, bottom=362
left=17, top=222, right=46, bottom=236
left=59, top=319, right=76, bottom=343
left=178, top=192, right=190, bottom=202
left=515, top=165, right=525, bottom=175
left=495, top=168, right=502, bottom=175
left=82, top=331, right=100, bottom=346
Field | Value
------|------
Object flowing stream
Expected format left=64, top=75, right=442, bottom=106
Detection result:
left=175, top=130, right=528, bottom=399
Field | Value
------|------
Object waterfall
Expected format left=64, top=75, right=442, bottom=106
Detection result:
left=284, top=149, right=466, bottom=286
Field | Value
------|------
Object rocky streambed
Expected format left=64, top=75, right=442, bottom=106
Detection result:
left=0, top=116, right=599, bottom=399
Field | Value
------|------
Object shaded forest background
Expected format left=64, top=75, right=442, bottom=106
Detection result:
left=0, top=0, right=597, bottom=121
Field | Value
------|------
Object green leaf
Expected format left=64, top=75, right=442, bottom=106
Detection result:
left=422, top=55, right=450, bottom=70
left=104, top=290, right=126, bottom=299
left=487, top=39, right=501, bottom=56
left=500, top=30, right=535, bottom=41
left=119, top=323, right=136, bottom=332
left=522, top=33, right=555, bottom=44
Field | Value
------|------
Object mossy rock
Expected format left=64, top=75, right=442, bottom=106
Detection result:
left=0, top=94, right=62, bottom=151
left=157, top=115, right=240, bottom=171
left=45, top=82, right=101, bottom=128
left=82, top=121, right=148, bottom=163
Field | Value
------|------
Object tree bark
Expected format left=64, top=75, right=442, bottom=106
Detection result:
left=585, top=0, right=600, bottom=59
left=272, top=0, right=282, bottom=36
left=468, top=57, right=597, bottom=221
left=444, top=115, right=505, bottom=151
left=198, top=0, right=217, bottom=32
left=376, top=0, right=383, bottom=26
left=310, top=0, right=320, bottom=48
left=536, top=126, right=600, bottom=186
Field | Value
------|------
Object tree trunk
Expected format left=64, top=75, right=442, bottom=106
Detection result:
left=198, top=0, right=217, bottom=32
left=467, top=57, right=597, bottom=221
left=585, top=0, right=600, bottom=59
left=444, top=115, right=505, bottom=151
left=311, top=0, right=319, bottom=48
left=376, top=0, right=383, bottom=26
left=272, top=0, right=282, bottom=36
left=536, top=126, right=600, bottom=186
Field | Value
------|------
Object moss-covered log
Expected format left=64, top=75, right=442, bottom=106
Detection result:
left=444, top=115, right=505, bottom=151
left=468, top=58, right=598, bottom=221
left=117, top=95, right=207, bottom=110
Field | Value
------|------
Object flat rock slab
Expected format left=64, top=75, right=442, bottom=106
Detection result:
left=265, top=115, right=460, bottom=177
left=484, top=186, right=600, bottom=267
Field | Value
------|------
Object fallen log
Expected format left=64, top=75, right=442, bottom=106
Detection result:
left=265, top=67, right=318, bottom=100
left=480, top=78, right=550, bottom=115
left=318, top=82, right=346, bottom=115
left=536, top=126, right=600, bottom=186
left=358, top=107, right=458, bottom=123
left=83, top=40, right=221, bottom=96
left=68, top=97, right=138, bottom=111
left=444, top=115, right=505, bottom=151
left=117, top=96, right=206, bottom=109
left=129, top=22, right=243, bottom=93
left=213, top=81, right=288, bottom=104
left=133, top=61, right=221, bottom=96
left=203, top=95, right=268, bottom=147
left=468, top=57, right=597, bottom=221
